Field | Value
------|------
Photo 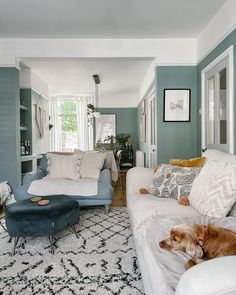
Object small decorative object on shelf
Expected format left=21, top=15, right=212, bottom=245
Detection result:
left=20, top=141, right=25, bottom=156
left=20, top=140, right=31, bottom=156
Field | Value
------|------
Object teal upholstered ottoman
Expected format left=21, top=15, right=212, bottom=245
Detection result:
left=5, top=195, right=80, bottom=254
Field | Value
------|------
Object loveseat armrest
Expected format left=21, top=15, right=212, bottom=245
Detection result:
left=175, top=256, right=236, bottom=295
left=99, top=169, right=112, bottom=185
left=22, top=170, right=45, bottom=186
left=126, top=167, right=154, bottom=196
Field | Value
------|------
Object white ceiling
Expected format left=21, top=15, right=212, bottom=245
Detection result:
left=20, top=58, right=152, bottom=98
left=0, top=0, right=226, bottom=38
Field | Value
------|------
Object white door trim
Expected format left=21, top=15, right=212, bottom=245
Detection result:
left=147, top=86, right=157, bottom=167
left=201, top=45, right=234, bottom=154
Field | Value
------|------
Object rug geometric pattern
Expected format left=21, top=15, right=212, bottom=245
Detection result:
left=0, top=207, right=144, bottom=295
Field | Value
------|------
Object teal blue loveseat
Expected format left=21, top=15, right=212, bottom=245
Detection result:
left=14, top=155, right=114, bottom=213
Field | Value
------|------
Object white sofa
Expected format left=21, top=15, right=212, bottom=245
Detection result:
left=126, top=149, right=236, bottom=295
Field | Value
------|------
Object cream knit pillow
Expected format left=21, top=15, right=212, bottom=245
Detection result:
left=79, top=152, right=106, bottom=180
left=46, top=153, right=82, bottom=180
left=189, top=160, right=236, bottom=218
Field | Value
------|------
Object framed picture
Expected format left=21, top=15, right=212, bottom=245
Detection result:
left=95, top=114, right=116, bottom=143
left=163, top=89, right=191, bottom=122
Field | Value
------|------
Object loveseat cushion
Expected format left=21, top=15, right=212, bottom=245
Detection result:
left=46, top=153, right=82, bottom=180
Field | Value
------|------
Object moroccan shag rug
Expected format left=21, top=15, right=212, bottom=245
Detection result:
left=0, top=207, right=144, bottom=295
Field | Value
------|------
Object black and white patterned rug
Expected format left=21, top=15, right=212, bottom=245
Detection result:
left=0, top=207, right=144, bottom=295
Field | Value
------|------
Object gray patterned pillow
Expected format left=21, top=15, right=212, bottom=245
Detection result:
left=149, top=164, right=201, bottom=199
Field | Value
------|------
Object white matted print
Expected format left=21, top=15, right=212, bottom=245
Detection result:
left=96, top=114, right=116, bottom=143
left=163, top=89, right=191, bottom=122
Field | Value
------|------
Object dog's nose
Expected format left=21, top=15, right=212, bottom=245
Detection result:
left=159, top=240, right=166, bottom=248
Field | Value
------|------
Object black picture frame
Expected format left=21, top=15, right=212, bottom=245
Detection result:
left=163, top=88, right=191, bottom=122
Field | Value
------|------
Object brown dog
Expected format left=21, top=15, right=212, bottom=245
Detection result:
left=159, top=224, right=236, bottom=269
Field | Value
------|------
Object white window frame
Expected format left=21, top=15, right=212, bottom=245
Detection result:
left=201, top=45, right=234, bottom=154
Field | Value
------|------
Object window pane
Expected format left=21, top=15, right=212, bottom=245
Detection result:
left=207, top=77, right=215, bottom=144
left=56, top=100, right=78, bottom=152
left=219, top=68, right=227, bottom=144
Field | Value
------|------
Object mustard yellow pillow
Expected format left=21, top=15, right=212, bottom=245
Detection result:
left=169, top=157, right=206, bottom=168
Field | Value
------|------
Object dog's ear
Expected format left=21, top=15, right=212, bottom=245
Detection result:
left=194, top=225, right=206, bottom=242
left=185, top=240, right=203, bottom=259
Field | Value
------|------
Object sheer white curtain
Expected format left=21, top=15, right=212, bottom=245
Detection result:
left=50, top=96, right=94, bottom=151
left=77, top=96, right=94, bottom=151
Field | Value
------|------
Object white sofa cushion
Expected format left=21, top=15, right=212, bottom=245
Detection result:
left=46, top=153, right=82, bottom=180
left=189, top=160, right=236, bottom=218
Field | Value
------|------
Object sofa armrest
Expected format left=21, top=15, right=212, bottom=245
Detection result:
left=175, top=256, right=236, bottom=295
left=99, top=169, right=112, bottom=185
left=22, top=170, right=45, bottom=186
left=126, top=167, right=154, bottom=196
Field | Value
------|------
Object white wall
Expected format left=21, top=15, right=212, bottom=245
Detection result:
left=20, top=68, right=49, bottom=98
left=31, top=91, right=49, bottom=154
left=99, top=93, right=138, bottom=108
left=197, top=0, right=236, bottom=63
left=0, top=38, right=196, bottom=67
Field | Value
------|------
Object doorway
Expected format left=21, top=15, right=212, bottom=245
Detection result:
left=147, top=87, right=157, bottom=167
left=201, top=46, right=234, bottom=153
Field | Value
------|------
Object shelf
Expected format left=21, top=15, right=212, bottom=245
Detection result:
left=20, top=105, right=29, bottom=111
left=20, top=126, right=28, bottom=131
left=20, top=154, right=43, bottom=162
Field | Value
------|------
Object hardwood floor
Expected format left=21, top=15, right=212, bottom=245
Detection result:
left=112, top=173, right=127, bottom=207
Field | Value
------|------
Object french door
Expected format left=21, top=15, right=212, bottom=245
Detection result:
left=147, top=88, right=157, bottom=167
left=201, top=46, right=234, bottom=153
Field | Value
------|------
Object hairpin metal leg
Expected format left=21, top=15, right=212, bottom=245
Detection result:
left=12, top=237, right=20, bottom=255
left=71, top=225, right=79, bottom=239
left=49, top=235, right=54, bottom=254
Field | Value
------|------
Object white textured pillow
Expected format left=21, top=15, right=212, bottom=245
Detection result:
left=228, top=202, right=236, bottom=217
left=149, top=164, right=201, bottom=199
left=46, top=153, right=82, bottom=180
left=79, top=153, right=106, bottom=180
left=189, top=160, right=236, bottom=218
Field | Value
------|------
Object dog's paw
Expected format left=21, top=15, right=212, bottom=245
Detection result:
left=177, top=196, right=190, bottom=206
left=139, top=188, right=149, bottom=195
left=185, top=259, right=197, bottom=269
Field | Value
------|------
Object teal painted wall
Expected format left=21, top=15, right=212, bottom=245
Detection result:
left=197, top=29, right=236, bottom=153
left=97, top=108, right=138, bottom=161
left=156, top=66, right=198, bottom=163
left=137, top=66, right=198, bottom=165
left=0, top=68, right=21, bottom=189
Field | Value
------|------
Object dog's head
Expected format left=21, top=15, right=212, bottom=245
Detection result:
left=159, top=224, right=206, bottom=259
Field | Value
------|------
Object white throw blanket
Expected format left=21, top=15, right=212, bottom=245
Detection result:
left=0, top=181, right=11, bottom=204
left=28, top=178, right=98, bottom=196
left=135, top=214, right=236, bottom=295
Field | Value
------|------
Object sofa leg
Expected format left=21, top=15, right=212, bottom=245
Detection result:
left=8, top=236, right=12, bottom=243
left=105, top=205, right=111, bottom=214
left=12, top=237, right=20, bottom=255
